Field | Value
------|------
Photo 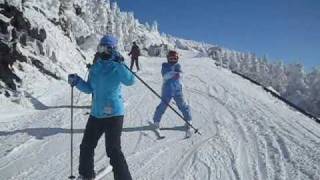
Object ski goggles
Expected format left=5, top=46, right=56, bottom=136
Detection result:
left=97, top=45, right=114, bottom=54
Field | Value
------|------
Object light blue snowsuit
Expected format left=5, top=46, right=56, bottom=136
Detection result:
left=153, top=62, right=192, bottom=123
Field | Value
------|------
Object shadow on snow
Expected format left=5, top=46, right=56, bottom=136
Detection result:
left=0, top=125, right=186, bottom=140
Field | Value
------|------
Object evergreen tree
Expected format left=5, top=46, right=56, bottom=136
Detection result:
left=239, top=52, right=252, bottom=76
left=270, top=61, right=288, bottom=94
left=151, top=21, right=158, bottom=32
left=249, top=55, right=260, bottom=82
left=219, top=51, right=228, bottom=68
left=259, top=55, right=271, bottom=86
left=306, top=67, right=320, bottom=116
left=229, top=51, right=240, bottom=71
left=284, top=63, right=308, bottom=105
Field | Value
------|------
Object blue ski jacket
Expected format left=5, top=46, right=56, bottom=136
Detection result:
left=75, top=52, right=135, bottom=118
left=161, top=62, right=183, bottom=97
left=152, top=62, right=192, bottom=122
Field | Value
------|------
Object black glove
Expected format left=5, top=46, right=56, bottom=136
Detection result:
left=68, top=74, right=80, bottom=87
left=86, top=63, right=92, bottom=69
left=113, top=53, right=125, bottom=63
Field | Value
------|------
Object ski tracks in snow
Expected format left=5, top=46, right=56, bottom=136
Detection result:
left=1, top=54, right=320, bottom=180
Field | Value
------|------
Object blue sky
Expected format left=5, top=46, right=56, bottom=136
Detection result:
left=114, top=0, right=320, bottom=69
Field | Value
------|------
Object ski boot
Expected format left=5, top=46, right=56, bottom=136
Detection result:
left=151, top=122, right=165, bottom=139
left=185, top=121, right=192, bottom=138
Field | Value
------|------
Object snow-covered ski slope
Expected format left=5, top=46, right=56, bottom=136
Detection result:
left=0, top=51, right=320, bottom=180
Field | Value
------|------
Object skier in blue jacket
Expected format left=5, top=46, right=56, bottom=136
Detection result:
left=153, top=50, right=192, bottom=136
left=68, top=35, right=134, bottom=180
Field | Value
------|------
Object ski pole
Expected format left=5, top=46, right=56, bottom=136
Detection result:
left=69, top=86, right=76, bottom=179
left=74, top=69, right=89, bottom=105
left=123, top=64, right=201, bottom=135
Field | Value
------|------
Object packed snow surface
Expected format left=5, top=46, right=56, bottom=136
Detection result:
left=0, top=51, right=319, bottom=180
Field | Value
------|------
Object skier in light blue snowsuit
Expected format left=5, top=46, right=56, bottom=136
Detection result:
left=153, top=50, right=192, bottom=126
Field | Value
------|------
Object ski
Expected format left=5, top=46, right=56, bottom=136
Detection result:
left=95, top=166, right=112, bottom=180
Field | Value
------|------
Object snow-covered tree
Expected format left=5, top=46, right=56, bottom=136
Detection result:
left=145, top=22, right=151, bottom=31
left=94, top=0, right=109, bottom=34
left=306, top=67, right=320, bottom=116
left=221, top=51, right=230, bottom=68
left=151, top=21, right=158, bottom=32
left=258, top=55, right=271, bottom=86
left=249, top=55, right=260, bottom=82
left=228, top=50, right=240, bottom=71
left=239, top=52, right=252, bottom=76
left=113, top=5, right=124, bottom=49
left=284, top=63, right=308, bottom=105
left=270, top=61, right=288, bottom=94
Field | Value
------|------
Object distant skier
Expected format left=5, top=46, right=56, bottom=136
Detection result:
left=128, top=42, right=141, bottom=71
left=68, top=35, right=134, bottom=180
left=152, top=50, right=192, bottom=137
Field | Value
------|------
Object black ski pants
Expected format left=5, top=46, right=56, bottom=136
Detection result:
left=130, top=56, right=140, bottom=71
left=78, top=115, right=132, bottom=180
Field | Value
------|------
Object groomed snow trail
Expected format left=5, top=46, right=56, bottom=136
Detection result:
left=0, top=51, right=320, bottom=180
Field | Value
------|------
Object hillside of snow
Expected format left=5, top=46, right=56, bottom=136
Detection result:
left=0, top=0, right=213, bottom=104
left=0, top=51, right=319, bottom=180
left=2, top=0, right=319, bottom=119
left=0, top=1, right=320, bottom=179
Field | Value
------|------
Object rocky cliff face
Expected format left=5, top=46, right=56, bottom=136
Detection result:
left=0, top=0, right=88, bottom=101
left=0, top=3, right=50, bottom=92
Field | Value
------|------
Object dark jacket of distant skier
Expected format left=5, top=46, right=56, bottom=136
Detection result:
left=128, top=42, right=140, bottom=59
left=68, top=35, right=134, bottom=180
left=128, top=42, right=141, bottom=71
left=153, top=50, right=192, bottom=123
